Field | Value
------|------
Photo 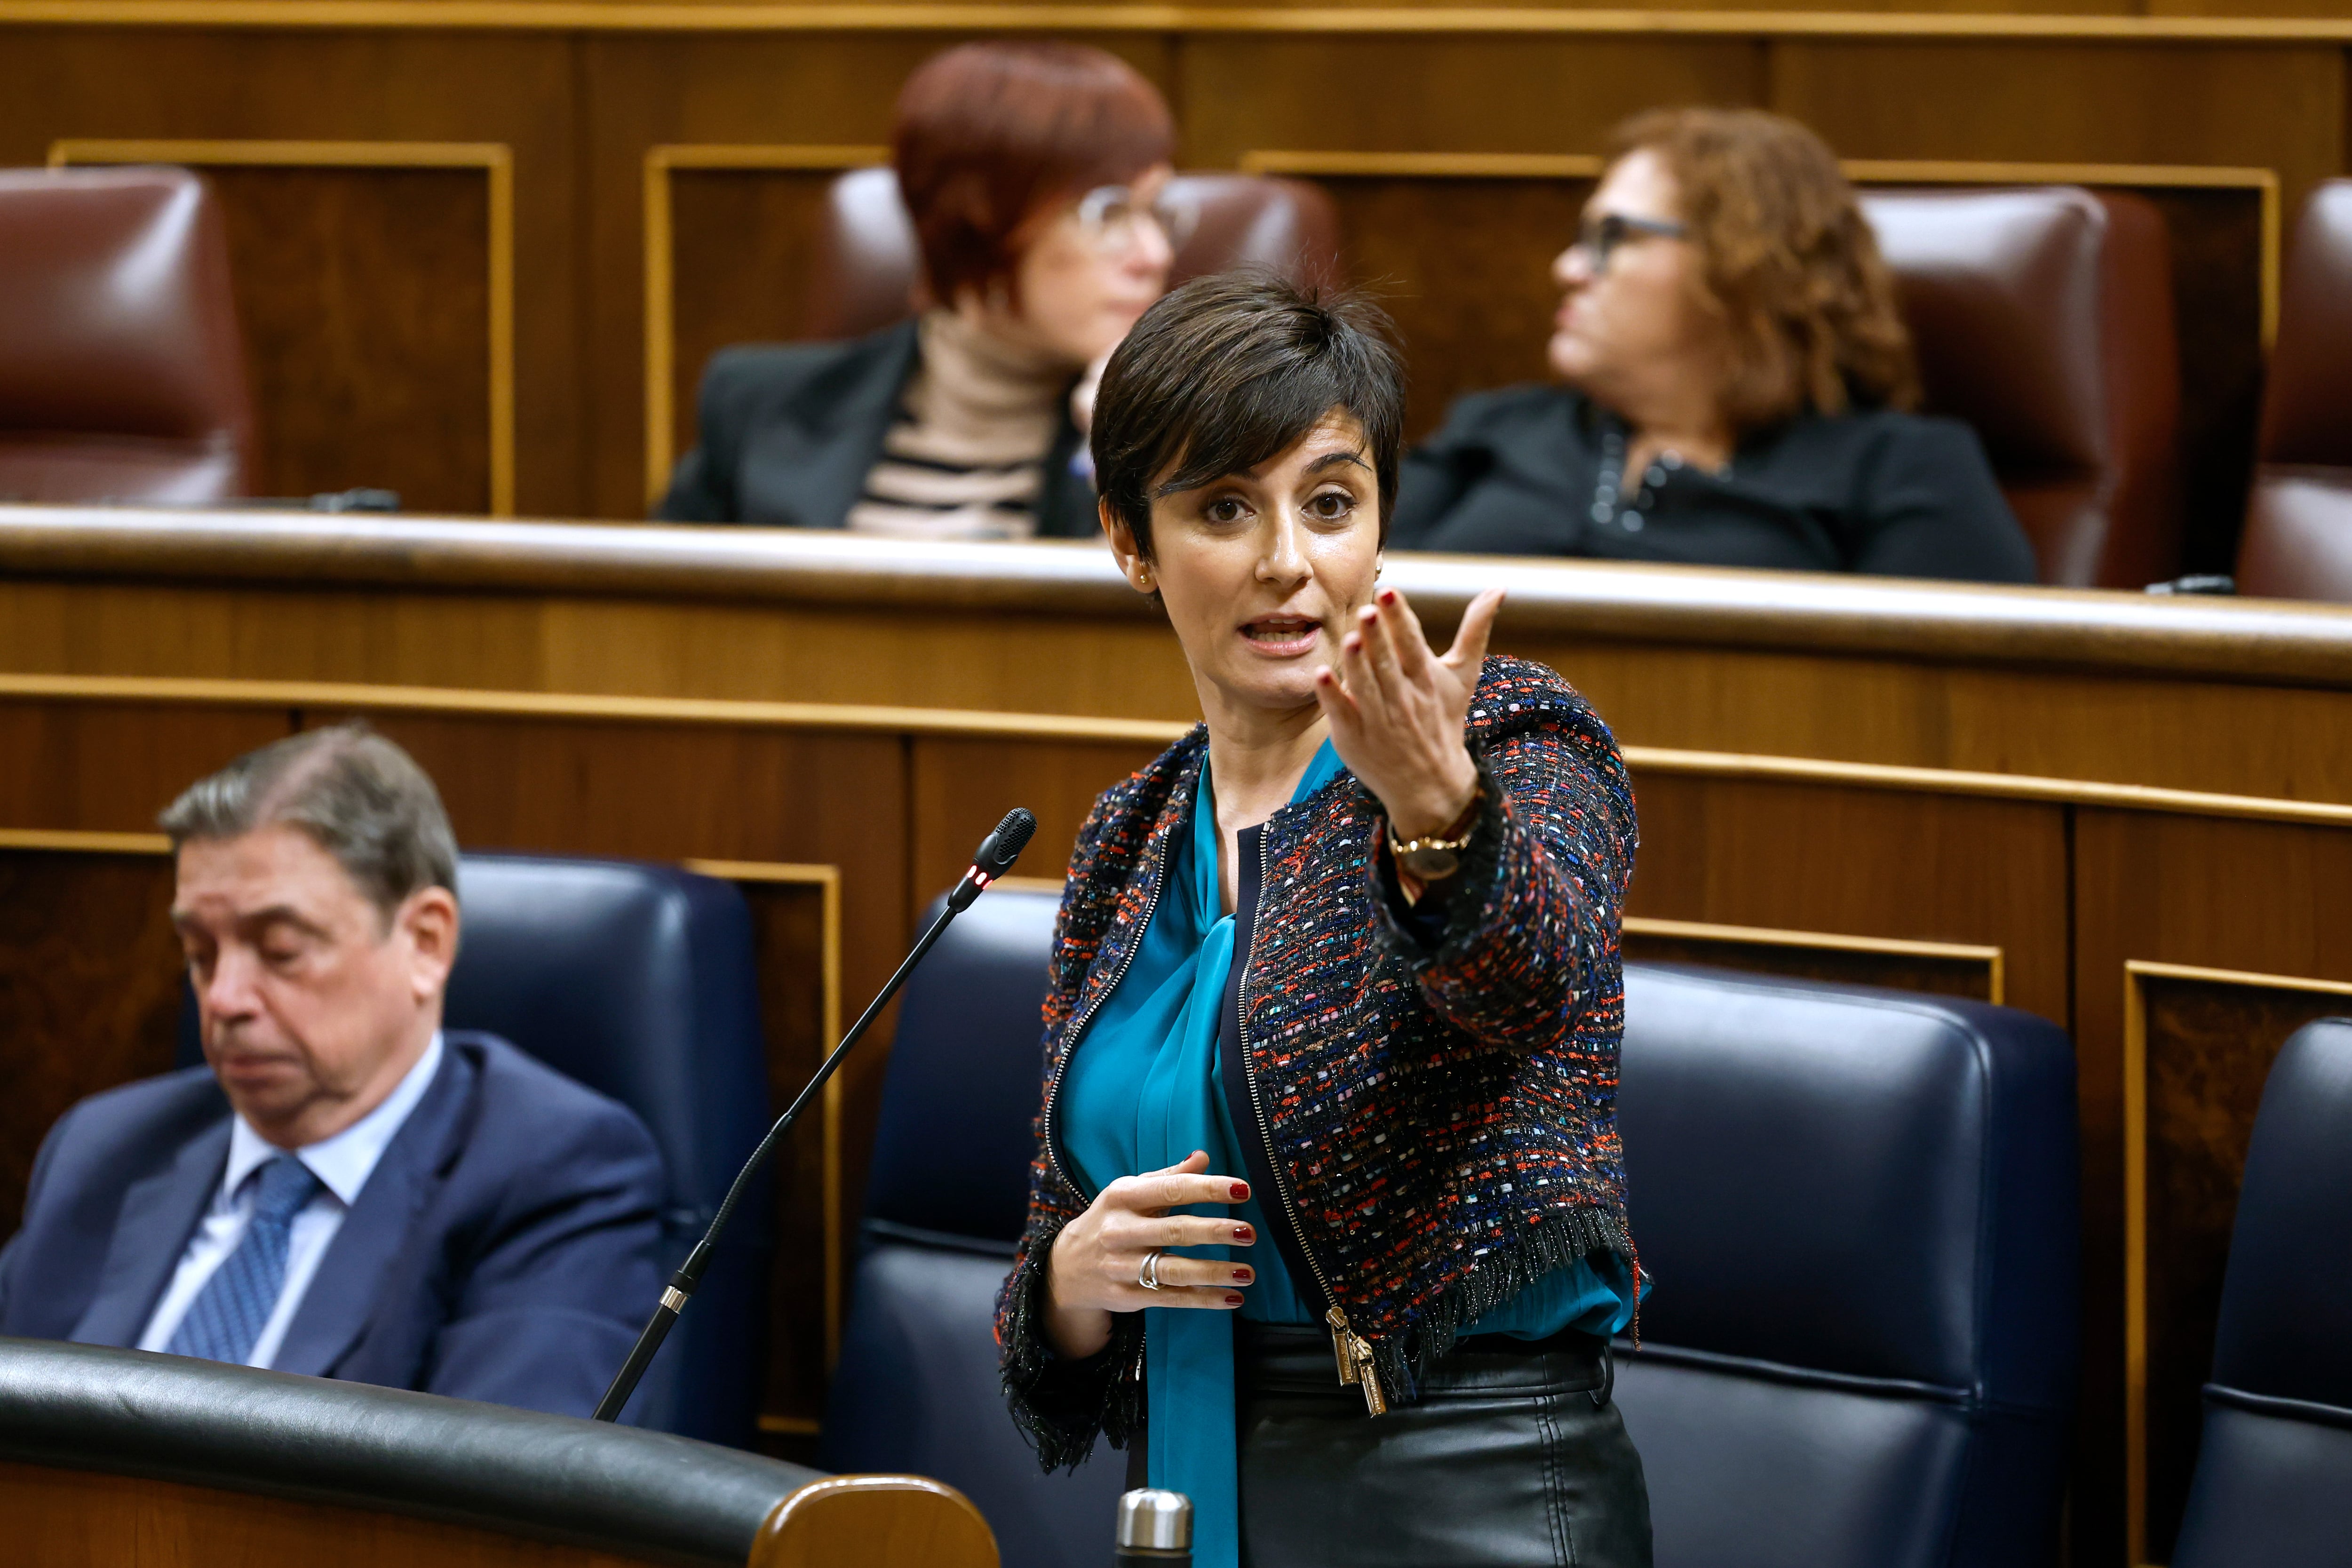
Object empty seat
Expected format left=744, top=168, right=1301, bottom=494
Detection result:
left=1862, top=187, right=2183, bottom=589
left=820, top=887, right=1123, bottom=1568
left=0, top=167, right=253, bottom=504
left=177, top=852, right=774, bottom=1447
left=801, top=167, right=1343, bottom=341
left=1614, top=965, right=2080, bottom=1568
left=2170, top=1017, right=2352, bottom=1567
left=2235, top=181, right=2352, bottom=602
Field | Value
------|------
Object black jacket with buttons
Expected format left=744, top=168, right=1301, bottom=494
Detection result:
left=652, top=320, right=1098, bottom=535
left=1391, top=384, right=2039, bottom=583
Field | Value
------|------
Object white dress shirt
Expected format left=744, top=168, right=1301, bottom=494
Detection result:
left=139, top=1033, right=445, bottom=1368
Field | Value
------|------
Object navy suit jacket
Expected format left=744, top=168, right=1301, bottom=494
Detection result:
left=0, top=1031, right=664, bottom=1418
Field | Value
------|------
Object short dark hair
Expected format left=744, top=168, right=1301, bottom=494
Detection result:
left=893, top=41, right=1174, bottom=308
left=159, top=723, right=458, bottom=924
left=1091, top=272, right=1404, bottom=558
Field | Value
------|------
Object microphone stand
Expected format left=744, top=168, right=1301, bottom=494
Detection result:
left=592, top=807, right=1038, bottom=1424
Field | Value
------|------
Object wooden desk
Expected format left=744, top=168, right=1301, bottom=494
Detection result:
left=7, top=506, right=2349, bottom=1565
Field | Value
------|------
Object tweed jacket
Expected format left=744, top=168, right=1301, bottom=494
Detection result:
left=995, top=655, right=1640, bottom=1468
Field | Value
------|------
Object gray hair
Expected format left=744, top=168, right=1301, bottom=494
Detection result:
left=159, top=723, right=458, bottom=922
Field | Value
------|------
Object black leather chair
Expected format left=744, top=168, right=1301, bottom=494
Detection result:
left=177, top=852, right=773, bottom=1448
left=820, top=888, right=1123, bottom=1568
left=2170, top=1017, right=2352, bottom=1567
left=1614, top=966, right=2081, bottom=1568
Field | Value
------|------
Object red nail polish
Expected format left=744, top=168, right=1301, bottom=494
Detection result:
left=1233, top=1224, right=1255, bottom=1242
left=1233, top=1269, right=1254, bottom=1283
left=1230, top=1182, right=1250, bottom=1200
left=1380, top=588, right=1398, bottom=604
left=1225, top=1295, right=1246, bottom=1306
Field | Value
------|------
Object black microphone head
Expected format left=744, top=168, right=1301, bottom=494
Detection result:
left=975, top=808, right=1036, bottom=876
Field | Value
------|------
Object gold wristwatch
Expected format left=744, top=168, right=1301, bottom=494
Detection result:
left=1387, top=788, right=1484, bottom=881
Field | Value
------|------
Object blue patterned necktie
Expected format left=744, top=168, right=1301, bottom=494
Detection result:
left=166, top=1153, right=323, bottom=1366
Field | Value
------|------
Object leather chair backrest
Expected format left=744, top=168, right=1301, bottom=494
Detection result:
left=176, top=852, right=774, bottom=1447
left=2236, top=180, right=2352, bottom=601
left=1861, top=187, right=2182, bottom=588
left=821, top=888, right=1124, bottom=1568
left=1615, top=965, right=2080, bottom=1568
left=802, top=168, right=1343, bottom=341
left=2171, top=1018, right=2352, bottom=1566
left=0, top=166, right=253, bottom=504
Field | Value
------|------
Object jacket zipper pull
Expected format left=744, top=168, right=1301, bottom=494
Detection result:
left=1325, top=1306, right=1388, bottom=1417
left=1325, top=1306, right=1360, bottom=1386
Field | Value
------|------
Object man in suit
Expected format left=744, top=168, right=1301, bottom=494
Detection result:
left=0, top=724, right=665, bottom=1418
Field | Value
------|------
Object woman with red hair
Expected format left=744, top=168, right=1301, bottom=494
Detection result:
left=658, top=42, right=1186, bottom=535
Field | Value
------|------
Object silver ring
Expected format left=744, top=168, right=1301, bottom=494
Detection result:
left=1137, top=1250, right=1163, bottom=1292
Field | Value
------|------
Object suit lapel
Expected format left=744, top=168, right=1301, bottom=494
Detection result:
left=71, top=1122, right=229, bottom=1348
left=270, top=1043, right=475, bottom=1379
left=739, top=320, right=917, bottom=529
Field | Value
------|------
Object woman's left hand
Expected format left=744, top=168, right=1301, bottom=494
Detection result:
left=1315, top=586, right=1505, bottom=839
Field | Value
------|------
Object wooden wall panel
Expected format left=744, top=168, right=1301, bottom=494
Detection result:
left=1770, top=41, right=2345, bottom=217
left=663, top=165, right=865, bottom=486
left=0, top=28, right=584, bottom=516
left=174, top=162, right=496, bottom=514
left=0, top=849, right=183, bottom=1250
left=0, top=1460, right=658, bottom=1568
left=2128, top=966, right=2352, bottom=1561
left=1177, top=37, right=1767, bottom=169
left=909, top=735, right=1166, bottom=907
left=729, top=876, right=834, bottom=1444
left=0, top=700, right=290, bottom=830
left=1622, top=922, right=2000, bottom=1000
left=1622, top=771, right=2071, bottom=1024
left=2072, top=810, right=2352, bottom=1568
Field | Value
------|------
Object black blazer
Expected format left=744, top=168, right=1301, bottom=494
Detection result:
left=655, top=319, right=1100, bottom=535
left=0, top=1033, right=664, bottom=1418
left=1391, top=384, right=2040, bottom=583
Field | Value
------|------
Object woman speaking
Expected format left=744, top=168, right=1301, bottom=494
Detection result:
left=995, top=273, right=1652, bottom=1568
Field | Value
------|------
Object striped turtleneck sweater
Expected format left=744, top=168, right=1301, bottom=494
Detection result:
left=845, top=309, right=1076, bottom=541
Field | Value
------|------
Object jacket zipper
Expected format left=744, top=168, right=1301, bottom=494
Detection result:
left=1041, top=823, right=1173, bottom=1204
left=1234, top=827, right=1387, bottom=1417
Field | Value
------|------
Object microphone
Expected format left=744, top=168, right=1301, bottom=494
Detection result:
left=592, top=806, right=1040, bottom=1424
left=949, top=807, right=1037, bottom=911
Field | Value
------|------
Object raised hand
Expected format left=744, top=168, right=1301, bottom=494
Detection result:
left=1314, top=586, right=1505, bottom=839
left=1043, top=1149, right=1257, bottom=1359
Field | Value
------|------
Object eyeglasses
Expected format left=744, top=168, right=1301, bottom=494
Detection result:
left=1071, top=183, right=1200, bottom=254
left=1568, top=212, right=1690, bottom=272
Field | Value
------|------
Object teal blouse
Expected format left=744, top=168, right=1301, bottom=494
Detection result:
left=1061, top=740, right=1639, bottom=1568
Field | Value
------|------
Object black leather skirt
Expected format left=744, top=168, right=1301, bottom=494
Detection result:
left=1233, top=1321, right=1653, bottom=1568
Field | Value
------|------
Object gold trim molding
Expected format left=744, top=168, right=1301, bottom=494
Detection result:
left=1623, top=915, right=2003, bottom=1005
left=15, top=4, right=2352, bottom=44
left=1241, top=152, right=2282, bottom=344
left=643, top=143, right=890, bottom=503
left=48, top=138, right=519, bottom=517
left=11, top=670, right=2352, bottom=827
left=2121, top=958, right=2352, bottom=1568
left=684, top=856, right=848, bottom=1367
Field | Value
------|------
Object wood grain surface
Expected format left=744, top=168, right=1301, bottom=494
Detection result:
left=0, top=1460, right=665, bottom=1568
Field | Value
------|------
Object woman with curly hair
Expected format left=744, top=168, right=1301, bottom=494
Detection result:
left=1392, top=108, right=2038, bottom=582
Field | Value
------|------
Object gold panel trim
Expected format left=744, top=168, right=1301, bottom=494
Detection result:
left=13, top=671, right=2352, bottom=827
left=2122, top=959, right=2352, bottom=1568
left=1624, top=915, right=2003, bottom=1005
left=15, top=5, right=2352, bottom=44
left=48, top=138, right=519, bottom=516
left=1240, top=153, right=2281, bottom=345
left=643, top=143, right=890, bottom=504
left=0, top=827, right=172, bottom=854
left=685, top=857, right=847, bottom=1367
